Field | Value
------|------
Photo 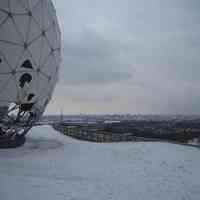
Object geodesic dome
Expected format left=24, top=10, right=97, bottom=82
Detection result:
left=0, top=0, right=61, bottom=141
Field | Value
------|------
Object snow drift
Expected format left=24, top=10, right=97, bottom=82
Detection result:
left=0, top=125, right=200, bottom=200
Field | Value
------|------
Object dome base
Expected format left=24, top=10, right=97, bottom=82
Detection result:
left=0, top=134, right=26, bottom=149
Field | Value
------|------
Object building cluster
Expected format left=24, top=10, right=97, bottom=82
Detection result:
left=52, top=118, right=200, bottom=144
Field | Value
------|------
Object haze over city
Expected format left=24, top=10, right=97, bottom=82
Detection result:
left=47, top=0, right=200, bottom=115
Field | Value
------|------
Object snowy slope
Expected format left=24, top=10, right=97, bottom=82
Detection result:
left=0, top=125, right=200, bottom=200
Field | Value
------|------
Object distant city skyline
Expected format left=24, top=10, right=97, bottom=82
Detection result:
left=47, top=0, right=200, bottom=115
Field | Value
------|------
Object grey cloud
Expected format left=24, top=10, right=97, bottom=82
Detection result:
left=47, top=0, right=200, bottom=114
left=59, top=27, right=134, bottom=85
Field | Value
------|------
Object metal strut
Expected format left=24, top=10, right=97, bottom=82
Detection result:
left=0, top=103, right=38, bottom=148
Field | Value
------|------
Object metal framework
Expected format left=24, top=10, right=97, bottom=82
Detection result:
left=0, top=0, right=61, bottom=145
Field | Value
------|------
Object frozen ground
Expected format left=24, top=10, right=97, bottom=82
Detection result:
left=0, top=126, right=200, bottom=200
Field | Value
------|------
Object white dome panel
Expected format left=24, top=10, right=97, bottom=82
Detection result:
left=0, top=74, right=18, bottom=102
left=11, top=14, right=30, bottom=42
left=0, top=17, right=23, bottom=44
left=0, top=43, right=24, bottom=72
left=10, top=0, right=27, bottom=14
left=0, top=0, right=61, bottom=137
left=0, top=1, right=9, bottom=12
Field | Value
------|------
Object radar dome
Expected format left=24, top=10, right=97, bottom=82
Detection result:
left=0, top=0, right=61, bottom=144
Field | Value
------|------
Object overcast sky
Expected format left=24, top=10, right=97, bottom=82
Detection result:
left=46, top=0, right=200, bottom=115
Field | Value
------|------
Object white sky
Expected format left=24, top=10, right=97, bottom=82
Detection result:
left=46, top=0, right=200, bottom=115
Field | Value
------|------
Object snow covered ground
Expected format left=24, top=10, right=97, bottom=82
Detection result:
left=0, top=125, right=200, bottom=200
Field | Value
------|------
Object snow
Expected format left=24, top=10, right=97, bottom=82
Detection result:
left=0, top=125, right=200, bottom=200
